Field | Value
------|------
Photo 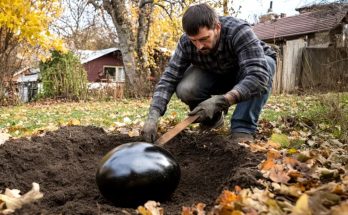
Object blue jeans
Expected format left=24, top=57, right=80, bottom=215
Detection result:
left=176, top=56, right=276, bottom=134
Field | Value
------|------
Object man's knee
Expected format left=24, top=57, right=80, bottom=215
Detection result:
left=176, top=80, right=197, bottom=104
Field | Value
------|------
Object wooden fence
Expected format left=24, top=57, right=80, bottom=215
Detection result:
left=300, top=47, right=348, bottom=91
left=272, top=39, right=306, bottom=93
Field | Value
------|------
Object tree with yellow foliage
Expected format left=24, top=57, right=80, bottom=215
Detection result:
left=87, top=0, right=241, bottom=97
left=0, top=0, right=65, bottom=104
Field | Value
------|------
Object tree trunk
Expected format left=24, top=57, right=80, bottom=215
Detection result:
left=100, top=0, right=153, bottom=97
left=223, top=0, right=228, bottom=16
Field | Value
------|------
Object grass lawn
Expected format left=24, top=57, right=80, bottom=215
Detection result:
left=0, top=93, right=347, bottom=142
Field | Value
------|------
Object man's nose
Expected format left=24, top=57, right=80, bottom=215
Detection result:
left=196, top=42, right=204, bottom=50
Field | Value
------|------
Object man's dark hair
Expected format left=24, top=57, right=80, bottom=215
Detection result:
left=182, top=3, right=219, bottom=36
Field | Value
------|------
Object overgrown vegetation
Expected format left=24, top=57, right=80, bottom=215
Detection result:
left=39, top=50, right=88, bottom=100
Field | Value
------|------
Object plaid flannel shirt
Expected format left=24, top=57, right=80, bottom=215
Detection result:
left=150, top=16, right=276, bottom=115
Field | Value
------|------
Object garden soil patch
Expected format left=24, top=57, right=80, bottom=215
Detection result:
left=0, top=126, right=264, bottom=214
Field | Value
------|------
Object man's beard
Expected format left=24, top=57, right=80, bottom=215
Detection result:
left=198, top=33, right=219, bottom=55
left=198, top=48, right=211, bottom=54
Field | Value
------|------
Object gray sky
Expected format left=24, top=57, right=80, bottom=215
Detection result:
left=233, top=0, right=340, bottom=22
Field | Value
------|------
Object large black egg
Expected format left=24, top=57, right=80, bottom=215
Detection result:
left=96, top=142, right=181, bottom=207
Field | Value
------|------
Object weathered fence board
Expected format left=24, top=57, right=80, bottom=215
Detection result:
left=281, top=39, right=306, bottom=93
left=301, top=47, right=348, bottom=91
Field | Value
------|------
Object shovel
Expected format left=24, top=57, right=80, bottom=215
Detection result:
left=154, top=115, right=199, bottom=145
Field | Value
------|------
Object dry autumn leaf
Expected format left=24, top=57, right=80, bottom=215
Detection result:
left=181, top=203, right=206, bottom=215
left=137, top=201, right=163, bottom=215
left=331, top=201, right=348, bottom=215
left=292, top=194, right=311, bottom=215
left=267, top=149, right=282, bottom=160
left=67, top=119, right=81, bottom=126
left=128, top=129, right=140, bottom=137
left=261, top=159, right=276, bottom=171
left=269, top=165, right=290, bottom=183
left=0, top=183, right=43, bottom=214
left=0, top=132, right=10, bottom=145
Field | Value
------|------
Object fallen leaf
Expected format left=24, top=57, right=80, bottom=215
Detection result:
left=128, top=129, right=140, bottom=137
left=283, top=157, right=299, bottom=167
left=308, top=191, right=340, bottom=215
left=292, top=194, right=311, bottom=215
left=268, top=140, right=281, bottom=149
left=117, top=127, right=129, bottom=135
left=67, top=119, right=80, bottom=126
left=249, top=143, right=268, bottom=152
left=195, top=203, right=206, bottom=215
left=261, top=159, right=276, bottom=171
left=217, top=190, right=240, bottom=206
left=137, top=201, right=163, bottom=215
left=331, top=201, right=348, bottom=215
left=0, top=132, right=10, bottom=145
left=123, top=117, right=131, bottom=124
left=0, top=183, right=43, bottom=214
left=181, top=203, right=206, bottom=215
left=272, top=183, right=303, bottom=198
left=267, top=149, right=281, bottom=160
left=269, top=133, right=290, bottom=148
left=269, top=165, right=290, bottom=183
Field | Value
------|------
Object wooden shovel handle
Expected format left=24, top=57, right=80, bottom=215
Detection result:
left=154, top=115, right=199, bottom=146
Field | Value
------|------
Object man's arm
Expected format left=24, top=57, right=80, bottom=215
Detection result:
left=226, top=24, right=272, bottom=103
left=149, top=36, right=191, bottom=115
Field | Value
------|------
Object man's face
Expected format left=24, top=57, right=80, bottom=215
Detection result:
left=188, top=23, right=221, bottom=55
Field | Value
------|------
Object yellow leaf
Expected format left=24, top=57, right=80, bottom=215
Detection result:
left=292, top=194, right=311, bottom=215
left=287, top=148, right=298, bottom=154
left=67, top=119, right=80, bottom=126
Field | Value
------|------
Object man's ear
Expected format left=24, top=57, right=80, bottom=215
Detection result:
left=215, top=22, right=221, bottom=31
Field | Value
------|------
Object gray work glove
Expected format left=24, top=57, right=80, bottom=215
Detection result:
left=142, top=110, right=161, bottom=143
left=188, top=95, right=230, bottom=122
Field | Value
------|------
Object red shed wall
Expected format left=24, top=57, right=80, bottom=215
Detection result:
left=83, top=52, right=123, bottom=82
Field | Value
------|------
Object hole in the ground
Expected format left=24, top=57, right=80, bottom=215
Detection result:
left=0, top=126, right=263, bottom=214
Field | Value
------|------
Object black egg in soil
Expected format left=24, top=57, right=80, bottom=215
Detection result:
left=96, top=142, right=181, bottom=206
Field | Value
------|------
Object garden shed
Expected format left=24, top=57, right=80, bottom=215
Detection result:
left=253, top=3, right=348, bottom=93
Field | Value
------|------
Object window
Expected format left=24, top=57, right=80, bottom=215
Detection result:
left=104, top=66, right=125, bottom=82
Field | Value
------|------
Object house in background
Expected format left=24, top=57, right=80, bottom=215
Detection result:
left=253, top=2, right=348, bottom=93
left=12, top=67, right=40, bottom=102
left=13, top=48, right=126, bottom=102
left=77, top=48, right=125, bottom=83
left=77, top=47, right=126, bottom=98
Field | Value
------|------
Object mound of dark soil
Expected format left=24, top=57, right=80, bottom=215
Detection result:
left=0, top=126, right=264, bottom=214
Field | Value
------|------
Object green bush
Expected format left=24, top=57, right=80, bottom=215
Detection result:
left=39, top=50, right=88, bottom=100
left=304, top=93, right=348, bottom=143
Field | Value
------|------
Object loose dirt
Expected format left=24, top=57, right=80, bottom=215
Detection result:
left=0, top=126, right=264, bottom=214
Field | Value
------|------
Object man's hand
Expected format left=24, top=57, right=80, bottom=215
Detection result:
left=142, top=110, right=160, bottom=143
left=188, top=95, right=230, bottom=122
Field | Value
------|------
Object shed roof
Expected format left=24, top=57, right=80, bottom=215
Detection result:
left=77, top=48, right=120, bottom=64
left=17, top=73, right=39, bottom=83
left=252, top=8, right=348, bottom=41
